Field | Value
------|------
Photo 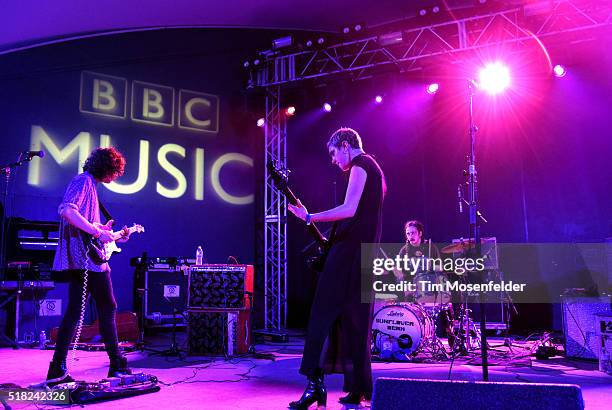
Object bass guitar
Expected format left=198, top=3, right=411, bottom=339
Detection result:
left=267, top=160, right=329, bottom=272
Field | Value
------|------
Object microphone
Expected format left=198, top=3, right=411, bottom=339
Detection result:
left=22, top=150, right=45, bottom=159
left=457, top=185, right=463, bottom=213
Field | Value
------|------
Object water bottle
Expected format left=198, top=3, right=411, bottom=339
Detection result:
left=196, top=245, right=203, bottom=265
left=39, top=331, right=47, bottom=349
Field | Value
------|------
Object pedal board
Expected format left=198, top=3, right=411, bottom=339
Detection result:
left=53, top=373, right=160, bottom=404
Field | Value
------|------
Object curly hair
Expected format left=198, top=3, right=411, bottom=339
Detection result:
left=405, top=220, right=424, bottom=240
left=327, top=127, right=363, bottom=150
left=83, top=147, right=126, bottom=181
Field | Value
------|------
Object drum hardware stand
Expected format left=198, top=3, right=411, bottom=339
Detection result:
left=452, top=305, right=482, bottom=356
left=423, top=307, right=450, bottom=360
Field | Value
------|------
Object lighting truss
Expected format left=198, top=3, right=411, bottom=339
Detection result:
left=263, top=86, right=288, bottom=330
left=255, top=0, right=612, bottom=86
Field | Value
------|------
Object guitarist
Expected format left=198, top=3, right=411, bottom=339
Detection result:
left=46, top=147, right=133, bottom=385
left=288, top=128, right=386, bottom=408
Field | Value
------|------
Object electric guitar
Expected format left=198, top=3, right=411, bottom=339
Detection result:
left=267, top=160, right=329, bottom=272
left=87, top=223, right=145, bottom=264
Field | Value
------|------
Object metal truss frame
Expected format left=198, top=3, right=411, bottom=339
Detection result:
left=263, top=86, right=288, bottom=330
left=255, top=0, right=612, bottom=86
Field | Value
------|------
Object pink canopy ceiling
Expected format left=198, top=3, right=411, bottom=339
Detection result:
left=0, top=0, right=480, bottom=54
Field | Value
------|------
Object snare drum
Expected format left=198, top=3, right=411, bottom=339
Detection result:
left=373, top=293, right=398, bottom=315
left=372, top=303, right=434, bottom=360
left=414, top=271, right=451, bottom=305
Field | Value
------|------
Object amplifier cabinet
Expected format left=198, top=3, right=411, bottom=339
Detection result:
left=187, top=309, right=251, bottom=356
left=188, top=264, right=253, bottom=309
left=562, top=295, right=612, bottom=360
left=144, top=268, right=188, bottom=325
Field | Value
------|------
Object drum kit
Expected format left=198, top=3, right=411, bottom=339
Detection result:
left=371, top=240, right=496, bottom=362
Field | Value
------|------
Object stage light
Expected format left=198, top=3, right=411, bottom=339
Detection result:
left=286, top=106, right=296, bottom=116
left=242, top=60, right=250, bottom=69
left=478, top=62, right=510, bottom=95
left=323, top=103, right=332, bottom=112
left=317, top=37, right=325, bottom=46
left=553, top=64, right=567, bottom=78
left=427, top=83, right=439, bottom=95
left=375, top=95, right=383, bottom=104
left=378, top=32, right=403, bottom=46
left=354, top=24, right=363, bottom=32
left=272, top=36, right=293, bottom=50
left=432, top=6, right=440, bottom=13
left=306, top=39, right=313, bottom=48
left=419, top=9, right=427, bottom=16
left=342, top=26, right=350, bottom=34
left=256, top=118, right=265, bottom=127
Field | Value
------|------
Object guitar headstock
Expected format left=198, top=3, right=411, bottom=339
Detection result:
left=267, top=160, right=290, bottom=190
left=131, top=223, right=145, bottom=233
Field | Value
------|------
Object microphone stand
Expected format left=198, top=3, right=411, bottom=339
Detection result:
left=466, top=80, right=489, bottom=381
left=0, top=153, right=37, bottom=278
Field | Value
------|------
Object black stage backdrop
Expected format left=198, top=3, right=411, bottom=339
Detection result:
left=0, top=29, right=276, bottom=315
left=285, top=37, right=612, bottom=331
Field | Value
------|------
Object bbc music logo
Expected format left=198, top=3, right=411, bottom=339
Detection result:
left=79, top=71, right=219, bottom=134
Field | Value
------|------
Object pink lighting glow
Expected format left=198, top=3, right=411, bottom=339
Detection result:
left=478, top=62, right=511, bottom=95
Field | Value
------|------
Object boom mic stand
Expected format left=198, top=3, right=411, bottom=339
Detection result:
left=0, top=153, right=40, bottom=348
left=1, top=152, right=39, bottom=277
left=464, top=80, right=490, bottom=381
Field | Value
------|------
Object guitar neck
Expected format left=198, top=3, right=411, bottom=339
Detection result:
left=283, top=186, right=327, bottom=248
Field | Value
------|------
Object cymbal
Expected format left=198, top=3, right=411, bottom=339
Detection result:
left=441, top=238, right=487, bottom=254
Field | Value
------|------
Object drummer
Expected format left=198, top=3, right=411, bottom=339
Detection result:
left=398, top=220, right=441, bottom=264
left=393, top=220, right=455, bottom=346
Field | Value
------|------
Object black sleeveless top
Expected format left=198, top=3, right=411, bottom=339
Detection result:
left=332, top=153, right=386, bottom=245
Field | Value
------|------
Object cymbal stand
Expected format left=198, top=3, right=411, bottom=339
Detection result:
left=424, top=306, right=450, bottom=361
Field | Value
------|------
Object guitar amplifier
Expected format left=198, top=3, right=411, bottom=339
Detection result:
left=562, top=295, right=611, bottom=359
left=187, top=309, right=251, bottom=356
left=144, top=268, right=188, bottom=326
left=188, top=265, right=253, bottom=309
left=1, top=281, right=72, bottom=344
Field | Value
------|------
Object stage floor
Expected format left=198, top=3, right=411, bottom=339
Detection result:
left=1, top=332, right=611, bottom=409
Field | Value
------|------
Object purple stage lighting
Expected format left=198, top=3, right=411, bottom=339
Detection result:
left=427, top=83, right=439, bottom=95
left=256, top=118, right=265, bottom=127
left=553, top=64, right=567, bottom=78
left=323, top=103, right=332, bottom=112
left=375, top=95, right=383, bottom=104
left=478, top=62, right=510, bottom=95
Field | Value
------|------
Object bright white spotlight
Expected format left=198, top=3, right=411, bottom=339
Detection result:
left=286, top=106, right=296, bottom=116
left=427, top=83, right=439, bottom=95
left=478, top=62, right=510, bottom=95
left=553, top=64, right=567, bottom=78
left=256, top=118, right=265, bottom=127
left=323, top=103, right=332, bottom=112
left=375, top=95, right=383, bottom=104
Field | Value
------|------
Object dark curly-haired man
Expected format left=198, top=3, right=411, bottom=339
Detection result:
left=46, top=147, right=133, bottom=385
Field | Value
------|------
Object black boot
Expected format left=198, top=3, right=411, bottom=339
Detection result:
left=339, top=392, right=364, bottom=405
left=108, top=355, right=132, bottom=378
left=46, top=360, right=74, bottom=386
left=288, top=371, right=327, bottom=409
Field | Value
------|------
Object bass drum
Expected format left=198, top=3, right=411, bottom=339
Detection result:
left=372, top=303, right=434, bottom=361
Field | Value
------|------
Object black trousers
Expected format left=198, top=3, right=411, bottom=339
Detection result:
left=53, top=270, right=120, bottom=362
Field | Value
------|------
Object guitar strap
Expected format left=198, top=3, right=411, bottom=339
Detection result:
left=98, top=199, right=113, bottom=223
